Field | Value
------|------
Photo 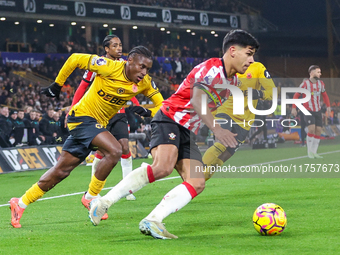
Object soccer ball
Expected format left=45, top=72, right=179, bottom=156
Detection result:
left=86, top=154, right=95, bottom=164
left=253, top=203, right=287, bottom=236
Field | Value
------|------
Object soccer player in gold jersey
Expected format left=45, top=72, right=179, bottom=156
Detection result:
left=9, top=46, right=164, bottom=228
left=203, top=61, right=276, bottom=180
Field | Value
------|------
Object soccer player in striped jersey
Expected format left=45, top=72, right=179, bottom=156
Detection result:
left=9, top=46, right=164, bottom=228
left=291, top=65, right=330, bottom=158
left=203, top=61, right=276, bottom=180
left=88, top=29, right=259, bottom=239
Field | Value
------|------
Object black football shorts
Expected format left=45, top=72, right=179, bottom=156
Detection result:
left=150, top=110, right=202, bottom=163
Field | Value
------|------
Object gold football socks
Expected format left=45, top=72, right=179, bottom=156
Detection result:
left=202, top=142, right=226, bottom=180
left=88, top=175, right=106, bottom=197
left=21, top=183, right=46, bottom=206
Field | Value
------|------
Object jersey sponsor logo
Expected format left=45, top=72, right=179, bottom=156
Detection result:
left=200, top=13, right=209, bottom=26
left=75, top=2, right=86, bottom=16
left=121, top=6, right=131, bottom=20
left=24, top=0, right=36, bottom=13
left=117, top=88, right=125, bottom=94
left=97, top=89, right=128, bottom=105
left=162, top=9, right=172, bottom=23
left=168, top=132, right=176, bottom=140
left=96, top=58, right=107, bottom=66
left=264, top=70, right=271, bottom=79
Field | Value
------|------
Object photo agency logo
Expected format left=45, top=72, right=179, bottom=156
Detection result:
left=199, top=81, right=312, bottom=128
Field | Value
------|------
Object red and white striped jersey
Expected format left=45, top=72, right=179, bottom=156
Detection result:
left=161, top=58, right=237, bottom=134
left=299, top=79, right=326, bottom=112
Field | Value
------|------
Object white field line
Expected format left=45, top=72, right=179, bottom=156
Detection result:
left=1, top=150, right=339, bottom=208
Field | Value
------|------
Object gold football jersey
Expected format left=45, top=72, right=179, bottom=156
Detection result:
left=215, top=62, right=276, bottom=130
left=55, top=54, right=163, bottom=127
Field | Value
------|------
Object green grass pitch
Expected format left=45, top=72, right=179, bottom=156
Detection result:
left=0, top=138, right=339, bottom=255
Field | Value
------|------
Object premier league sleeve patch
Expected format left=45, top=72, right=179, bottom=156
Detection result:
left=96, top=58, right=107, bottom=66
left=264, top=70, right=271, bottom=79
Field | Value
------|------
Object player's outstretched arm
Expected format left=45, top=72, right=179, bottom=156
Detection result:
left=54, top=53, right=115, bottom=89
left=141, top=79, right=164, bottom=117
left=191, top=86, right=237, bottom=148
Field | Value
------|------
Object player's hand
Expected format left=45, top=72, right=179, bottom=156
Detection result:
left=291, top=108, right=297, bottom=117
left=213, top=126, right=238, bottom=148
left=40, top=82, right=62, bottom=99
left=244, top=89, right=264, bottom=100
left=129, top=106, right=152, bottom=117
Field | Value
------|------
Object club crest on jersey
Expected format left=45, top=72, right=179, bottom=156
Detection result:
left=132, top=84, right=138, bottom=92
left=237, top=79, right=242, bottom=87
left=169, top=133, right=176, bottom=140
left=117, top=88, right=125, bottom=94
left=246, top=73, right=252, bottom=79
left=96, top=58, right=107, bottom=66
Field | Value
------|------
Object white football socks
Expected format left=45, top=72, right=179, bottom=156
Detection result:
left=145, top=183, right=192, bottom=223
left=312, top=136, right=320, bottom=154
left=91, top=156, right=101, bottom=176
left=121, top=156, right=133, bottom=178
left=102, top=164, right=150, bottom=206
left=306, top=134, right=314, bottom=155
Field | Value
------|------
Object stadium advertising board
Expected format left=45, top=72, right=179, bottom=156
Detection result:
left=3, top=0, right=241, bottom=28
left=1, top=52, right=70, bottom=66
left=0, top=145, right=63, bottom=173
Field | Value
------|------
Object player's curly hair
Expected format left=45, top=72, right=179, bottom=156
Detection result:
left=102, top=34, right=119, bottom=49
left=222, top=29, right=259, bottom=54
left=128, top=46, right=152, bottom=60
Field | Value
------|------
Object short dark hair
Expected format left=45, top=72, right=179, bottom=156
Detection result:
left=222, top=29, right=259, bottom=54
left=128, top=46, right=152, bottom=60
left=308, top=65, right=320, bottom=74
left=102, top=34, right=119, bottom=49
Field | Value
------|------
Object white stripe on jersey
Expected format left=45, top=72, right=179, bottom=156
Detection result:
left=302, top=79, right=323, bottom=112
left=161, top=58, right=237, bottom=134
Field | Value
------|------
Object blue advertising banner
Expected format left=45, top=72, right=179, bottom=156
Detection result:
left=1, top=52, right=70, bottom=66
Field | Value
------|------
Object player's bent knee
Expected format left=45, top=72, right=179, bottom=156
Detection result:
left=121, top=145, right=130, bottom=155
left=108, top=147, right=122, bottom=162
